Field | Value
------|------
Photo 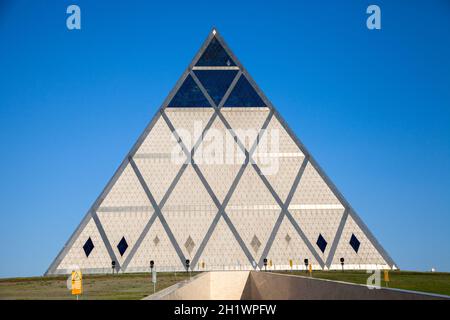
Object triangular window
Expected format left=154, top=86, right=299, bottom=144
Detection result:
left=168, top=75, right=211, bottom=107
left=224, top=75, right=265, bottom=107
left=195, top=37, right=236, bottom=66
left=194, top=70, right=238, bottom=105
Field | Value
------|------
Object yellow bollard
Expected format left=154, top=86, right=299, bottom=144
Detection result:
left=384, top=270, right=390, bottom=287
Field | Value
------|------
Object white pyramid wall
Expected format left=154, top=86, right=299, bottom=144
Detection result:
left=254, top=116, right=305, bottom=202
left=125, top=218, right=182, bottom=272
left=133, top=116, right=186, bottom=203
left=161, top=165, right=217, bottom=259
left=329, top=215, right=389, bottom=270
left=99, top=163, right=150, bottom=208
left=226, top=166, right=281, bottom=262
left=46, top=29, right=394, bottom=275
left=56, top=218, right=111, bottom=274
left=290, top=208, right=345, bottom=261
left=266, top=217, right=320, bottom=270
left=193, top=117, right=246, bottom=202
left=221, top=107, right=270, bottom=151
left=197, top=217, right=253, bottom=270
left=97, top=210, right=151, bottom=264
left=290, top=162, right=342, bottom=205
left=165, top=108, right=214, bottom=151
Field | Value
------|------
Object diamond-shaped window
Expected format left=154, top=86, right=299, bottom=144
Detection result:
left=184, top=236, right=196, bottom=255
left=117, top=237, right=128, bottom=256
left=349, top=233, right=360, bottom=253
left=316, top=234, right=327, bottom=253
left=250, top=235, right=261, bottom=253
left=83, top=237, right=94, bottom=257
left=285, top=233, right=291, bottom=243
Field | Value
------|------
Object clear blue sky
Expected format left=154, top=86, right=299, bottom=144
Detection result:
left=0, top=0, right=449, bottom=278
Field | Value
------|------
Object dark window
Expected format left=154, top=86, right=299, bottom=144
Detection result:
left=196, top=37, right=236, bottom=66
left=224, top=75, right=266, bottom=108
left=316, top=234, right=327, bottom=253
left=83, top=237, right=94, bottom=257
left=117, top=237, right=128, bottom=256
left=167, top=75, right=211, bottom=108
left=349, top=233, right=360, bottom=253
left=194, top=70, right=238, bottom=105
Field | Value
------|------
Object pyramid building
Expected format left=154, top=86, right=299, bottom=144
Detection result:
left=46, top=29, right=395, bottom=275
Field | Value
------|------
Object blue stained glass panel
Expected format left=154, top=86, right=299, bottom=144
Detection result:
left=117, top=237, right=128, bottom=256
left=168, top=75, right=211, bottom=108
left=194, top=70, right=238, bottom=105
left=349, top=233, right=361, bottom=253
left=224, top=75, right=266, bottom=107
left=196, top=37, right=236, bottom=66
left=316, top=234, right=328, bottom=253
left=83, top=237, right=94, bottom=257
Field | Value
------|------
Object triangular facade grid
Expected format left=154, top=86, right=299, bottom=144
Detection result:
left=46, top=29, right=395, bottom=275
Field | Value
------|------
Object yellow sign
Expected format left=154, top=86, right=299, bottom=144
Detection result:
left=269, top=259, right=272, bottom=267
left=71, top=270, right=82, bottom=295
left=308, top=263, right=312, bottom=274
left=289, top=259, right=293, bottom=268
left=384, top=270, right=389, bottom=282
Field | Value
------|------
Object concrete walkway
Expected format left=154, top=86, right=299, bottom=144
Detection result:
left=144, top=271, right=449, bottom=300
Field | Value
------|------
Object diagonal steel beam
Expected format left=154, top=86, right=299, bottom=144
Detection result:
left=173, top=66, right=327, bottom=270
left=271, top=109, right=396, bottom=268
left=325, top=208, right=349, bottom=268
left=91, top=211, right=122, bottom=270
left=284, top=210, right=326, bottom=267
left=218, top=71, right=242, bottom=109
left=251, top=158, right=326, bottom=268
left=120, top=210, right=158, bottom=270
left=189, top=78, right=282, bottom=269
left=213, top=104, right=326, bottom=268
left=128, top=157, right=187, bottom=267
left=144, top=65, right=320, bottom=272
left=121, top=109, right=218, bottom=271
left=161, top=73, right=274, bottom=269
left=190, top=161, right=247, bottom=267
left=213, top=93, right=327, bottom=268
left=256, top=157, right=308, bottom=268
left=121, top=160, right=190, bottom=270
left=123, top=100, right=223, bottom=271
left=190, top=70, right=219, bottom=109
left=162, top=111, right=259, bottom=268
left=45, top=110, right=165, bottom=275
left=216, top=102, right=324, bottom=268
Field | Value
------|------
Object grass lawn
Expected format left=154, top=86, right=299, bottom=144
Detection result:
left=0, top=272, right=198, bottom=300
left=1, top=270, right=448, bottom=299
left=276, top=270, right=450, bottom=296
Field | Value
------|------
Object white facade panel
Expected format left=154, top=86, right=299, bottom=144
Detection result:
left=57, top=218, right=111, bottom=272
